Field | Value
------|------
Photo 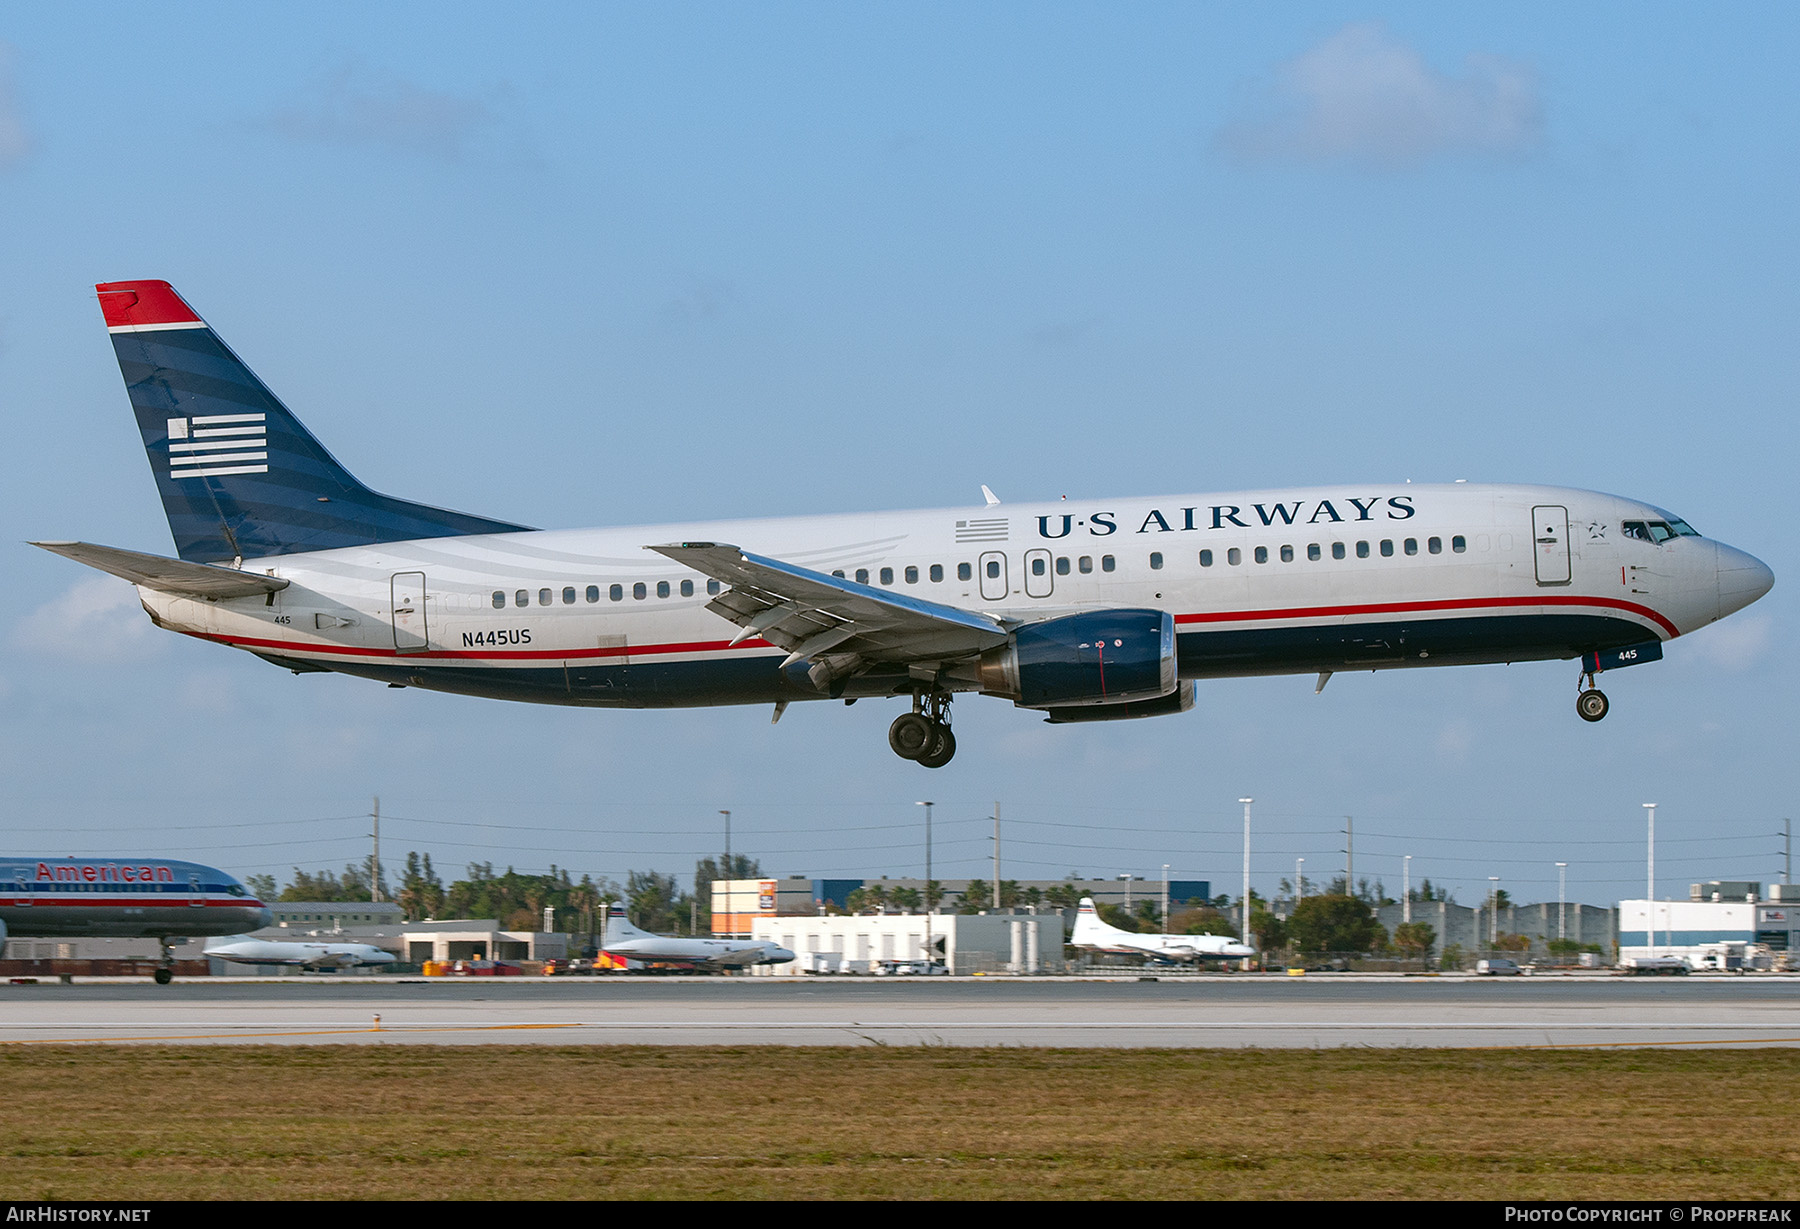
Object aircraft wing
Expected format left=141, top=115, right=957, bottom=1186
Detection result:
left=649, top=542, right=1011, bottom=671
left=33, top=541, right=289, bottom=599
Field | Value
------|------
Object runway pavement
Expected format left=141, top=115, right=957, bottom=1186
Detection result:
left=5, top=974, right=1800, bottom=1047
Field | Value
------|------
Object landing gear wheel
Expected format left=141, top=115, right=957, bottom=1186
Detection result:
left=1577, top=689, right=1609, bottom=723
left=916, top=724, right=956, bottom=769
left=153, top=967, right=172, bottom=985
left=889, top=712, right=935, bottom=760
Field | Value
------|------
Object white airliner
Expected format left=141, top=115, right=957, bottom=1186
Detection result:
left=204, top=935, right=395, bottom=971
left=34, top=281, right=1774, bottom=766
left=1072, top=896, right=1256, bottom=963
left=602, top=904, right=795, bottom=971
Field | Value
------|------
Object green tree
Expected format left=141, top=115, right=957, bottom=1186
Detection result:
left=1169, top=906, right=1239, bottom=938
left=1097, top=902, right=1140, bottom=932
left=244, top=873, right=277, bottom=901
left=1287, top=894, right=1386, bottom=954
left=626, top=870, right=686, bottom=933
left=1393, top=921, right=1437, bottom=968
left=959, top=880, right=991, bottom=913
left=1249, top=906, right=1287, bottom=952
left=397, top=851, right=445, bottom=922
left=889, top=886, right=922, bottom=913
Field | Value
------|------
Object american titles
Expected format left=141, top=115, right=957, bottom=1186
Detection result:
left=1038, top=496, right=1416, bottom=540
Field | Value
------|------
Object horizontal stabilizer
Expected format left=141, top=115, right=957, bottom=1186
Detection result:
left=31, top=541, right=289, bottom=598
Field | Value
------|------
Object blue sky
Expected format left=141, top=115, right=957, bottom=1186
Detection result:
left=3, top=4, right=1796, bottom=909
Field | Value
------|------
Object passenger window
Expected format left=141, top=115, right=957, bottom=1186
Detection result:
left=1404, top=539, right=1418, bottom=556
left=1428, top=537, right=1442, bottom=555
left=1332, top=543, right=1346, bottom=560
left=1102, top=555, right=1115, bottom=572
left=633, top=583, right=647, bottom=600
left=1280, top=545, right=1293, bottom=563
left=957, top=563, right=972, bottom=581
left=708, top=579, right=720, bottom=594
left=1380, top=540, right=1394, bottom=557
left=880, top=567, right=894, bottom=585
left=1452, top=536, right=1467, bottom=553
left=1199, top=550, right=1213, bottom=567
left=586, top=585, right=600, bottom=603
left=1254, top=546, right=1268, bottom=564
left=1227, top=548, right=1241, bottom=566
left=1149, top=552, right=1163, bottom=570
left=856, top=569, right=869, bottom=584
left=832, top=570, right=845, bottom=579
left=1307, top=544, right=1321, bottom=561
left=656, top=581, right=671, bottom=598
left=930, top=564, right=944, bottom=582
left=986, top=561, right=1001, bottom=579
left=610, top=584, right=623, bottom=601
left=1356, top=542, right=1370, bottom=559
left=1055, top=557, right=1070, bottom=576
left=492, top=591, right=505, bottom=609
left=515, top=589, right=529, bottom=608
left=680, top=579, right=694, bottom=597
left=1078, top=556, right=1093, bottom=574
left=1031, top=557, right=1046, bottom=576
left=563, top=587, right=577, bottom=605
left=905, top=566, right=918, bottom=584
left=535, top=588, right=549, bottom=606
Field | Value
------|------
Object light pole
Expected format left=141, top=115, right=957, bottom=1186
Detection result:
left=917, top=801, right=933, bottom=969
left=1644, top=803, right=1657, bottom=952
left=1556, top=862, right=1568, bottom=942
left=719, top=810, right=732, bottom=876
left=1403, top=855, right=1412, bottom=925
left=1161, top=865, right=1170, bottom=930
left=1488, top=877, right=1500, bottom=948
left=1296, top=857, right=1305, bottom=903
left=1239, top=798, right=1253, bottom=947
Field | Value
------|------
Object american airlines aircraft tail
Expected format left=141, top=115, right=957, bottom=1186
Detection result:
left=33, top=280, right=1776, bottom=768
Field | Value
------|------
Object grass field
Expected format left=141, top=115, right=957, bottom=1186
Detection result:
left=3, top=1046, right=1797, bottom=1200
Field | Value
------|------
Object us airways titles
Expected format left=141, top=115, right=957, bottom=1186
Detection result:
left=1038, top=495, right=1417, bottom=539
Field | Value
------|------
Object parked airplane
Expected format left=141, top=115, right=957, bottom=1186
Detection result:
left=34, top=281, right=1775, bottom=766
left=601, top=904, right=795, bottom=971
left=203, top=935, right=395, bottom=971
left=0, top=856, right=272, bottom=983
left=1071, top=896, right=1256, bottom=963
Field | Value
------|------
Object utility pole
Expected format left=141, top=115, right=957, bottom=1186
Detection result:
left=917, top=802, right=934, bottom=968
left=1557, top=862, right=1568, bottom=941
left=719, top=810, right=731, bottom=878
left=992, top=802, right=1001, bottom=909
left=1403, top=855, right=1412, bottom=924
left=370, top=796, right=381, bottom=903
left=1239, top=798, right=1253, bottom=946
left=1644, top=802, right=1657, bottom=951
left=1161, top=864, right=1170, bottom=930
left=1784, top=819, right=1792, bottom=886
left=1345, top=816, right=1354, bottom=895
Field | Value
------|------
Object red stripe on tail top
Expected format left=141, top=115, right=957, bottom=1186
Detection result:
left=96, top=280, right=203, bottom=329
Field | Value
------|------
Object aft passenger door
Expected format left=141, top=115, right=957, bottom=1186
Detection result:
left=390, top=572, right=429, bottom=653
left=1532, top=506, right=1571, bottom=586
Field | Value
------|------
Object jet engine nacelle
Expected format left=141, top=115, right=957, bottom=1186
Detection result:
left=979, top=609, right=1177, bottom=707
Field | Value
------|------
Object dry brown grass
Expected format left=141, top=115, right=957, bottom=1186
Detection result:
left=2, top=1046, right=1797, bottom=1200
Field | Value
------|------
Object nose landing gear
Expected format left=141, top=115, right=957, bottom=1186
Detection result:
left=889, top=691, right=956, bottom=768
left=1576, top=672, right=1609, bottom=723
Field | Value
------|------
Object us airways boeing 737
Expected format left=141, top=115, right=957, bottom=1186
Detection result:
left=33, top=281, right=1774, bottom=767
left=0, top=856, right=272, bottom=983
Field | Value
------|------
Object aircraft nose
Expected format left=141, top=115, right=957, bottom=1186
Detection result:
left=1717, top=543, right=1775, bottom=619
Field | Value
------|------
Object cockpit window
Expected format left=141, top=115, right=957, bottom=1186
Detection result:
left=1625, top=518, right=1700, bottom=543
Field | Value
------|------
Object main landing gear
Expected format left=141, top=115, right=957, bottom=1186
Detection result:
left=1576, top=672, right=1609, bottom=723
left=889, top=691, right=956, bottom=768
left=154, top=937, right=175, bottom=985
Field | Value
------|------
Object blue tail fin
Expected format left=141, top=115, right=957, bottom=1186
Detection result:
left=98, top=280, right=532, bottom=563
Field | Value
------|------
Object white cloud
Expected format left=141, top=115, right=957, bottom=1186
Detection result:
left=1681, top=613, right=1772, bottom=672
left=0, top=43, right=30, bottom=168
left=1217, top=23, right=1542, bottom=169
left=264, top=62, right=513, bottom=163
left=13, top=577, right=164, bottom=664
